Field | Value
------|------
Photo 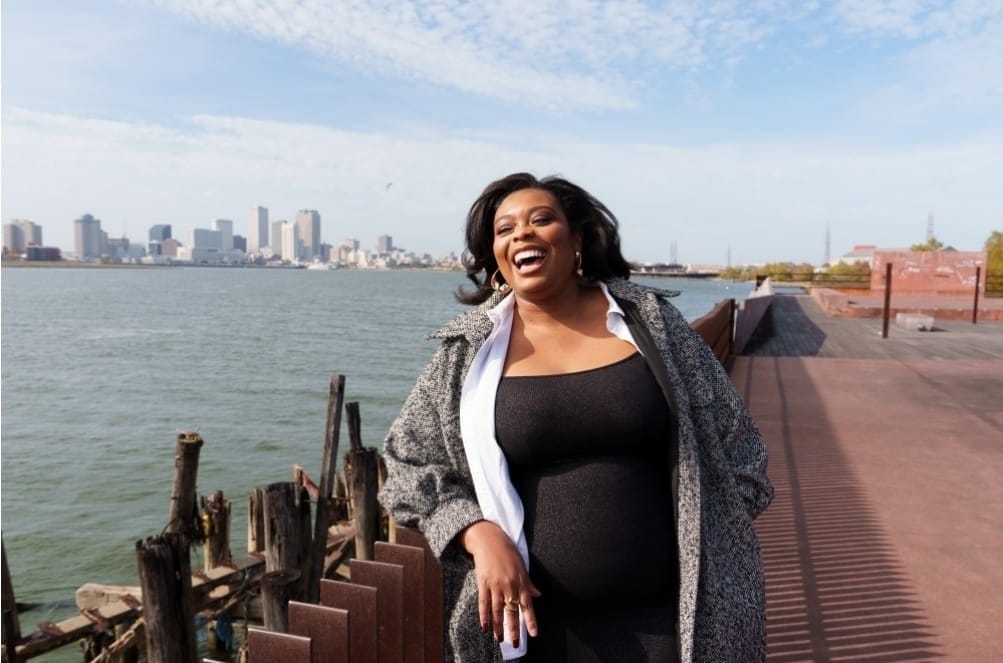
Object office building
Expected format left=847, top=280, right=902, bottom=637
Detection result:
left=3, top=224, right=25, bottom=253
left=149, top=224, right=172, bottom=242
left=271, top=220, right=287, bottom=258
left=280, top=222, right=299, bottom=262
left=213, top=219, right=234, bottom=251
left=296, top=210, right=321, bottom=260
left=248, top=206, right=268, bottom=253
left=233, top=235, right=246, bottom=252
left=74, top=214, right=103, bottom=260
left=377, top=235, right=393, bottom=254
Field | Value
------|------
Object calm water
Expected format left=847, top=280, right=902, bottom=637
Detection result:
left=0, top=266, right=745, bottom=661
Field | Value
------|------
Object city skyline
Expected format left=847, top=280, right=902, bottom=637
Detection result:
left=3, top=1, right=1001, bottom=264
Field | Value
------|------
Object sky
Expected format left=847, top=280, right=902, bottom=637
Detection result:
left=2, top=0, right=1001, bottom=265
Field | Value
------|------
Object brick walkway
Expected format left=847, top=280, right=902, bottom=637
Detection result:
left=732, top=296, right=1003, bottom=662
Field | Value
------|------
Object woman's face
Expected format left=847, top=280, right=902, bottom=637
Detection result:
left=492, top=187, right=581, bottom=299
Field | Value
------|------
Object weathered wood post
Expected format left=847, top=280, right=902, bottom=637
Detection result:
left=200, top=491, right=233, bottom=571
left=260, top=570, right=301, bottom=633
left=136, top=533, right=197, bottom=663
left=247, top=487, right=265, bottom=554
left=304, top=375, right=345, bottom=603
left=2, top=534, right=21, bottom=663
left=263, top=482, right=311, bottom=601
left=344, top=401, right=380, bottom=561
left=167, top=433, right=204, bottom=537
left=882, top=262, right=893, bottom=339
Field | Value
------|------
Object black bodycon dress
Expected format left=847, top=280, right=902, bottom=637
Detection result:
left=495, top=352, right=679, bottom=663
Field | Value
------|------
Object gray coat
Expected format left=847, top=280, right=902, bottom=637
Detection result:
left=379, top=278, right=773, bottom=662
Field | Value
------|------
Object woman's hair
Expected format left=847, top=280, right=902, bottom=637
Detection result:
left=456, top=172, right=633, bottom=305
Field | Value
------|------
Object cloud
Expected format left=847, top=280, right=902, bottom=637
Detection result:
left=135, top=0, right=803, bottom=110
left=5, top=107, right=1000, bottom=263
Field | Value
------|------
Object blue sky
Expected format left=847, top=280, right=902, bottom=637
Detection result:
left=3, top=0, right=1001, bottom=264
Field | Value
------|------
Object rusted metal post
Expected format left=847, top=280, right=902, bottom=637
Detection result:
left=882, top=262, right=893, bottom=339
left=167, top=433, right=204, bottom=537
left=200, top=491, right=232, bottom=571
left=263, top=482, right=311, bottom=600
left=344, top=402, right=380, bottom=562
left=136, top=533, right=198, bottom=663
left=973, top=265, right=981, bottom=324
left=305, top=375, right=346, bottom=603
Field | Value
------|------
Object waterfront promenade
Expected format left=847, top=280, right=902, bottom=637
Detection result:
left=734, top=294, right=1002, bottom=661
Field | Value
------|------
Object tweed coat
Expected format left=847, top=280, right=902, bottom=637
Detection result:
left=378, top=278, right=774, bottom=662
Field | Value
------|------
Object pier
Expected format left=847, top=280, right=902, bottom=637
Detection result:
left=737, top=293, right=1003, bottom=661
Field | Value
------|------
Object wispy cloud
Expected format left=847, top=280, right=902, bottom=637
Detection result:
left=6, top=106, right=1000, bottom=262
left=127, top=0, right=1003, bottom=115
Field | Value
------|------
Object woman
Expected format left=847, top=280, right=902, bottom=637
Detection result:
left=379, top=173, right=773, bottom=662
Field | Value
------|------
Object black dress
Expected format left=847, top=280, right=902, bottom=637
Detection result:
left=495, top=352, right=679, bottom=663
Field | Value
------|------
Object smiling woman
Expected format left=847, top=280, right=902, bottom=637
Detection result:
left=379, top=173, right=774, bottom=662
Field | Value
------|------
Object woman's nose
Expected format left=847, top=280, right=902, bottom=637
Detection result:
left=513, top=221, right=535, bottom=238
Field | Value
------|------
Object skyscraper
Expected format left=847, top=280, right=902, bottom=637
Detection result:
left=271, top=220, right=286, bottom=257
left=295, top=210, right=321, bottom=260
left=280, top=222, right=299, bottom=262
left=17, top=220, right=42, bottom=246
left=248, top=206, right=268, bottom=253
left=74, top=214, right=103, bottom=259
left=377, top=235, right=393, bottom=254
left=213, top=219, right=234, bottom=251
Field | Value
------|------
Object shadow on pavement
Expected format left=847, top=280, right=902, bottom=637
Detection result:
left=743, top=357, right=943, bottom=662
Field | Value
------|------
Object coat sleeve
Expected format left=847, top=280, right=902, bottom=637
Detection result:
left=378, top=343, right=485, bottom=559
left=661, top=300, right=774, bottom=520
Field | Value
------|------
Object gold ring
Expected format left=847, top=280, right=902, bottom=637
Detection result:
left=504, top=597, right=519, bottom=612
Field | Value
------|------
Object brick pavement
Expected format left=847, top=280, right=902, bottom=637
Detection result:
left=731, top=297, right=1003, bottom=662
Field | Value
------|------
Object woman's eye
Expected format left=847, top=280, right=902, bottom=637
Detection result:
left=495, top=224, right=513, bottom=235
left=531, top=215, right=552, bottom=225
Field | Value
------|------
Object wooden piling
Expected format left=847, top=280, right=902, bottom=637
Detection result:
left=248, top=487, right=265, bottom=554
left=344, top=402, right=379, bottom=561
left=201, top=491, right=233, bottom=571
left=2, top=535, right=21, bottom=655
left=260, top=571, right=301, bottom=633
left=305, top=375, right=346, bottom=603
left=263, top=482, right=311, bottom=601
left=167, top=433, right=204, bottom=537
left=135, top=533, right=198, bottom=663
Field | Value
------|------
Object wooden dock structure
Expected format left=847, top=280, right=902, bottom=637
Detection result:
left=736, top=293, right=1003, bottom=661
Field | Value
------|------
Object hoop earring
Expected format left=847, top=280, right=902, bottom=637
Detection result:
left=574, top=251, right=583, bottom=277
left=490, top=269, right=510, bottom=293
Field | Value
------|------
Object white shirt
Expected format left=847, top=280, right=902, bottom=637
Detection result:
left=458, top=282, right=641, bottom=659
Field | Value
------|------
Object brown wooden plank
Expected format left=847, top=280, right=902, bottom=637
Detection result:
left=320, top=580, right=377, bottom=663
left=247, top=627, right=311, bottom=663
left=374, top=542, right=425, bottom=663
left=350, top=559, right=404, bottom=663
left=289, top=600, right=349, bottom=663
left=394, top=527, right=444, bottom=663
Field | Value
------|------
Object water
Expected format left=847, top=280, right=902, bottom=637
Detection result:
left=0, top=267, right=744, bottom=661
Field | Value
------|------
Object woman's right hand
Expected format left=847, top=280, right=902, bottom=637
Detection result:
left=459, top=520, right=540, bottom=647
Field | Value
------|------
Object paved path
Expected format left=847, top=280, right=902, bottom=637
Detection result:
left=731, top=296, right=1003, bottom=662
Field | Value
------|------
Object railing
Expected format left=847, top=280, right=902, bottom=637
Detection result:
left=755, top=272, right=871, bottom=289
left=690, top=299, right=735, bottom=364
left=229, top=527, right=443, bottom=663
